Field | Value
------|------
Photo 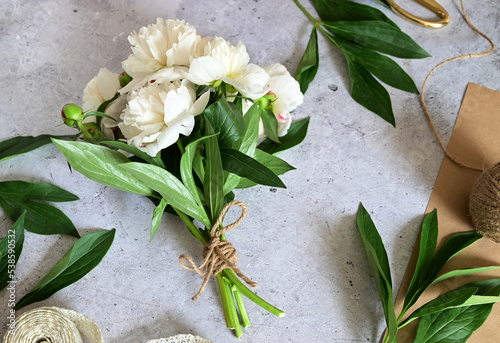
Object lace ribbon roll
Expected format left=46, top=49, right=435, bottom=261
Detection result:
left=146, top=334, right=213, bottom=343
left=3, top=307, right=103, bottom=343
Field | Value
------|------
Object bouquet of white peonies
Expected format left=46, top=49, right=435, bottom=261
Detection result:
left=54, top=19, right=309, bottom=337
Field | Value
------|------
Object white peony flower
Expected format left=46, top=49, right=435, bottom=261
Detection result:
left=82, top=68, right=126, bottom=138
left=119, top=80, right=210, bottom=156
left=183, top=37, right=269, bottom=99
left=263, top=63, right=304, bottom=136
left=121, top=19, right=202, bottom=93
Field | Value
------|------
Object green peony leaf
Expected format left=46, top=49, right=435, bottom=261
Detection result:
left=203, top=95, right=245, bottom=147
left=221, top=148, right=286, bottom=188
left=414, top=279, right=500, bottom=343
left=331, top=36, right=418, bottom=93
left=180, top=135, right=217, bottom=206
left=119, top=162, right=210, bottom=229
left=294, top=27, right=319, bottom=94
left=258, top=117, right=310, bottom=154
left=52, top=139, right=154, bottom=197
left=224, top=104, right=261, bottom=195
left=100, top=140, right=165, bottom=168
left=150, top=198, right=168, bottom=242
left=0, top=135, right=74, bottom=163
left=16, top=229, right=115, bottom=309
left=322, top=20, right=430, bottom=59
left=0, top=181, right=80, bottom=237
left=203, top=120, right=225, bottom=225
left=345, top=56, right=395, bottom=126
left=314, top=0, right=398, bottom=28
left=235, top=149, right=295, bottom=189
left=357, top=203, right=397, bottom=342
left=260, top=107, right=280, bottom=144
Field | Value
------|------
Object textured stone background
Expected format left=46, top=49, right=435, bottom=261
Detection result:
left=1, top=0, right=499, bottom=342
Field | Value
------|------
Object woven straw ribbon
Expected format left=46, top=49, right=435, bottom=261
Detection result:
left=3, top=307, right=212, bottom=343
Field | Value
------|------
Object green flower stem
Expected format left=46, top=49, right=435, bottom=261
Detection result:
left=293, top=0, right=319, bottom=25
left=76, top=121, right=93, bottom=140
left=223, top=269, right=285, bottom=318
left=292, top=0, right=342, bottom=48
left=231, top=281, right=251, bottom=328
left=217, top=274, right=243, bottom=338
left=176, top=139, right=186, bottom=154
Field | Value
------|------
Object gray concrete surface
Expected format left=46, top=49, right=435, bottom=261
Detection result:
left=0, top=0, right=499, bottom=342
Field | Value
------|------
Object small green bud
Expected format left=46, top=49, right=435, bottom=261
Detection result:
left=82, top=122, right=104, bottom=138
left=211, top=79, right=223, bottom=88
left=61, top=103, right=84, bottom=127
left=119, top=72, right=133, bottom=88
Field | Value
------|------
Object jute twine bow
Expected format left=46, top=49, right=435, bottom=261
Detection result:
left=421, top=0, right=500, bottom=242
left=179, top=200, right=258, bottom=301
left=2, top=307, right=103, bottom=343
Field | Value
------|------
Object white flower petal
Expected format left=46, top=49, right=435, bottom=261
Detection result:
left=191, top=91, right=210, bottom=116
left=183, top=56, right=226, bottom=85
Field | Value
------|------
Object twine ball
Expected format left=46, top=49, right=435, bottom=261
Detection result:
left=3, top=307, right=103, bottom=343
left=469, top=162, right=500, bottom=242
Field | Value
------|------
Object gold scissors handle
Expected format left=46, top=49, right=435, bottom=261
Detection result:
left=386, top=0, right=450, bottom=28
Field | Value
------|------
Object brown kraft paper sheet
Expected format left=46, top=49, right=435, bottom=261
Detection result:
left=394, top=83, right=500, bottom=342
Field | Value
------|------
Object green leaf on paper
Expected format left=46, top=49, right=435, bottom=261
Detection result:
left=294, top=27, right=319, bottom=94
left=0, top=212, right=26, bottom=291
left=426, top=232, right=483, bottom=283
left=345, top=56, right=395, bottom=126
left=203, top=120, right=225, bottom=225
left=322, top=21, right=430, bottom=59
left=260, top=107, right=280, bottom=144
left=430, top=266, right=500, bottom=287
left=0, top=181, right=80, bottom=237
left=235, top=149, right=295, bottom=189
left=331, top=36, right=418, bottom=93
left=314, top=0, right=398, bottom=28
left=258, top=117, right=310, bottom=154
left=0, top=135, right=74, bottom=163
left=52, top=139, right=154, bottom=197
left=404, top=287, right=478, bottom=325
left=150, top=198, right=168, bottom=241
left=414, top=279, right=500, bottom=343
left=404, top=210, right=439, bottom=311
left=356, top=203, right=397, bottom=342
left=402, top=212, right=481, bottom=314
left=119, top=162, right=210, bottom=229
left=203, top=95, right=245, bottom=147
left=221, top=148, right=286, bottom=188
left=16, top=228, right=115, bottom=309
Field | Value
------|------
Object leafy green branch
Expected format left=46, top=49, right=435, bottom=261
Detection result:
left=357, top=203, right=500, bottom=343
left=0, top=181, right=115, bottom=309
left=294, top=0, right=429, bottom=126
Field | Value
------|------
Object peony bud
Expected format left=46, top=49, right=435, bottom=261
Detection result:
left=61, top=103, right=84, bottom=127
left=119, top=72, right=133, bottom=88
left=82, top=122, right=105, bottom=138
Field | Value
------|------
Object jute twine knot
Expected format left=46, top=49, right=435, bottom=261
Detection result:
left=2, top=307, right=103, bottom=343
left=179, top=200, right=258, bottom=301
left=469, top=162, right=500, bottom=242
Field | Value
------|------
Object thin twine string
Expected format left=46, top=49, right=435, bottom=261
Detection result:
left=179, top=200, right=258, bottom=301
left=421, top=0, right=495, bottom=172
